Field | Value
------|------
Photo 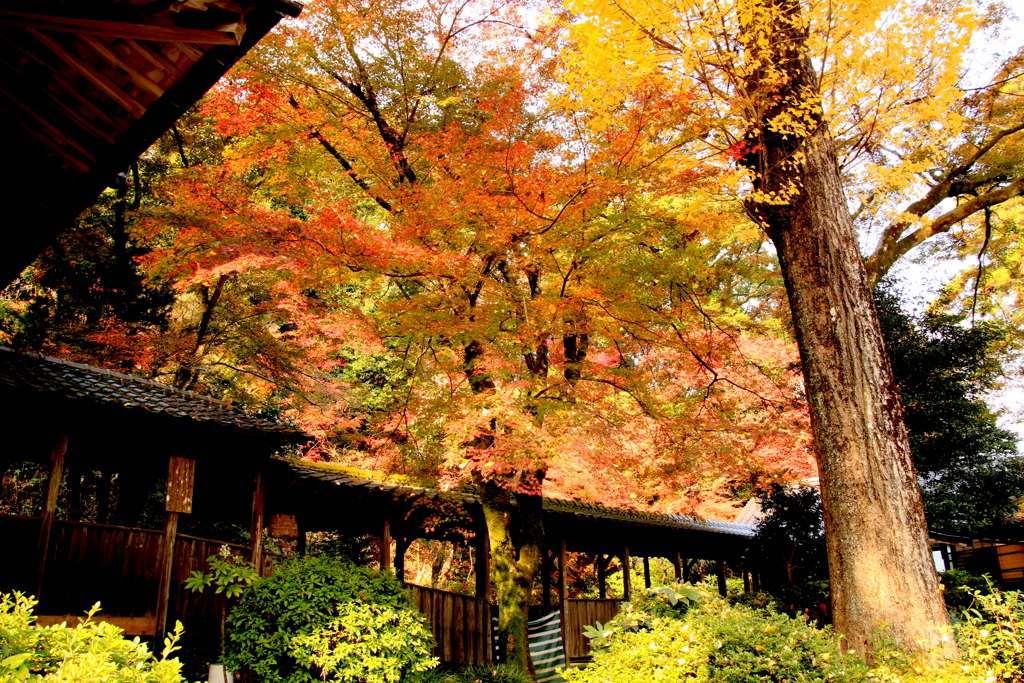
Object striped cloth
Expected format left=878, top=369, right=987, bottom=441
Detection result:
left=528, top=611, right=567, bottom=683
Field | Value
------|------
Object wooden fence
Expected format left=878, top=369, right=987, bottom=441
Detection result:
left=2, top=514, right=623, bottom=667
left=407, top=583, right=492, bottom=665
left=0, top=514, right=249, bottom=651
left=563, top=598, right=623, bottom=660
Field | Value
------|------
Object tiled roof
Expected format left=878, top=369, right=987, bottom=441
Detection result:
left=285, top=459, right=757, bottom=538
left=0, top=346, right=295, bottom=435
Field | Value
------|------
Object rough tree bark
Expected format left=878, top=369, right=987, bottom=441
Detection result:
left=740, top=0, right=953, bottom=658
left=476, top=474, right=545, bottom=676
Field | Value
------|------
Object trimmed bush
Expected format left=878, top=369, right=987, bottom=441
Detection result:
left=567, top=587, right=867, bottom=683
left=0, top=591, right=187, bottom=682
left=223, top=555, right=437, bottom=683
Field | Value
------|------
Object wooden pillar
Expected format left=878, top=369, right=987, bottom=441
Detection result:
left=597, top=554, right=607, bottom=599
left=671, top=551, right=682, bottom=581
left=558, top=538, right=567, bottom=604
left=381, top=517, right=392, bottom=572
left=622, top=545, right=632, bottom=600
left=683, top=558, right=691, bottom=583
left=396, top=537, right=409, bottom=582
left=643, top=556, right=651, bottom=589
left=36, top=435, right=68, bottom=601
left=716, top=559, right=727, bottom=597
left=155, top=511, right=179, bottom=641
left=475, top=520, right=490, bottom=600
left=542, top=546, right=552, bottom=609
left=250, top=471, right=265, bottom=576
left=156, top=456, right=194, bottom=641
left=296, top=516, right=307, bottom=557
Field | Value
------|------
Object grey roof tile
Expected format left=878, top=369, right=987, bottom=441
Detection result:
left=0, top=346, right=297, bottom=435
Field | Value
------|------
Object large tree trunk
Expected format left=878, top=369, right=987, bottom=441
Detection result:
left=741, top=0, right=952, bottom=659
left=477, top=475, right=544, bottom=675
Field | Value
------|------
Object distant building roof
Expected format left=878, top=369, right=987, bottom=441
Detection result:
left=0, top=346, right=295, bottom=435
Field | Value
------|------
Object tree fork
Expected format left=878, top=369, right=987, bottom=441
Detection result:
left=741, top=0, right=952, bottom=659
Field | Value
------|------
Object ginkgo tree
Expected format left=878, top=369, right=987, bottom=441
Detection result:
left=132, top=0, right=815, bottom=670
left=564, top=0, right=1023, bottom=659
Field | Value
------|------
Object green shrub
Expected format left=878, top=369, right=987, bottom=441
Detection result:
left=956, top=588, right=1024, bottom=682
left=223, top=555, right=437, bottom=683
left=407, top=663, right=532, bottom=683
left=0, top=591, right=187, bottom=682
left=940, top=570, right=994, bottom=618
left=581, top=582, right=709, bottom=648
left=567, top=590, right=867, bottom=683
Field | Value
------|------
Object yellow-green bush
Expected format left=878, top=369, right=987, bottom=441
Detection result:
left=0, top=592, right=187, bottom=683
left=566, top=589, right=867, bottom=683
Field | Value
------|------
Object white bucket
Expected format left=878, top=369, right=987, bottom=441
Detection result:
left=207, top=663, right=234, bottom=683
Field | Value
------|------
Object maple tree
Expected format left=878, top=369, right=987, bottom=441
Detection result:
left=121, top=0, right=820, bottom=668
left=560, top=0, right=1024, bottom=659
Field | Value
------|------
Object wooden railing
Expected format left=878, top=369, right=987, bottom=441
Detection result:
left=563, top=598, right=623, bottom=660
left=406, top=583, right=492, bottom=665
left=0, top=515, right=250, bottom=652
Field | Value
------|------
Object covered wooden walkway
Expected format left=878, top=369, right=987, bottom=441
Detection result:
left=0, top=346, right=756, bottom=668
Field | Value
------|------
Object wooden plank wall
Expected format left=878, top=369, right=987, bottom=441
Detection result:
left=407, top=583, right=491, bottom=665
left=563, top=599, right=623, bottom=660
left=39, top=519, right=162, bottom=617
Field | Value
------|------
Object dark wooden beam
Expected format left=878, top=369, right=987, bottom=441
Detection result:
left=622, top=545, right=632, bottom=600
left=250, top=471, right=264, bottom=575
left=475, top=520, right=490, bottom=600
left=27, top=28, right=148, bottom=117
left=557, top=538, right=567, bottom=602
left=380, top=517, right=392, bottom=573
left=716, top=559, right=727, bottom=597
left=36, top=434, right=68, bottom=601
left=643, top=555, right=651, bottom=589
left=0, top=10, right=245, bottom=45
left=672, top=551, right=682, bottom=581
left=154, top=510, right=178, bottom=641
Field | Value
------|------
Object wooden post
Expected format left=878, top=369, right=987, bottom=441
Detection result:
left=558, top=538, right=567, bottom=604
left=597, top=554, right=607, bottom=599
left=559, top=538, right=568, bottom=656
left=381, top=517, right=392, bottom=572
left=643, top=556, right=651, bottom=589
left=716, top=559, right=727, bottom=597
left=542, top=546, right=552, bottom=609
left=296, top=516, right=307, bottom=557
left=36, top=435, right=68, bottom=601
left=672, top=551, right=682, bottom=581
left=475, top=520, right=490, bottom=600
left=155, top=511, right=179, bottom=641
left=683, top=557, right=691, bottom=583
left=396, top=537, right=409, bottom=582
left=622, top=545, right=632, bottom=600
left=250, top=471, right=265, bottom=576
left=156, top=456, right=194, bottom=641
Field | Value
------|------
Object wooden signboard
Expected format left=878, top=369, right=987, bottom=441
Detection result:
left=269, top=513, right=298, bottom=539
left=165, top=457, right=195, bottom=514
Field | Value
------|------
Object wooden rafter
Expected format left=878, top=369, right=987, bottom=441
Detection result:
left=28, top=28, right=147, bottom=118
left=125, top=38, right=183, bottom=80
left=0, top=10, right=245, bottom=46
left=80, top=35, right=165, bottom=98
left=0, top=31, right=129, bottom=134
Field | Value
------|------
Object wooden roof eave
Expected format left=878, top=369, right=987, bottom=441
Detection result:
left=0, top=0, right=303, bottom=287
